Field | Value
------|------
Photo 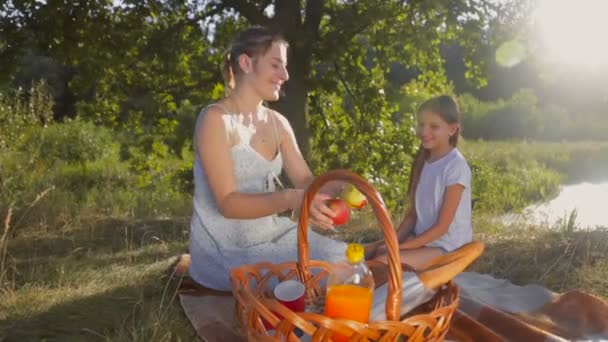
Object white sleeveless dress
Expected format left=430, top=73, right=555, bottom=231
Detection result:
left=188, top=104, right=347, bottom=291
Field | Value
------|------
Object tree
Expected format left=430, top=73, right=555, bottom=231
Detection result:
left=200, top=0, right=493, bottom=157
left=1, top=0, right=220, bottom=152
left=1, top=0, right=496, bottom=210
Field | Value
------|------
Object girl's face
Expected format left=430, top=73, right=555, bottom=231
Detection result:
left=417, top=110, right=459, bottom=152
left=241, top=41, right=289, bottom=101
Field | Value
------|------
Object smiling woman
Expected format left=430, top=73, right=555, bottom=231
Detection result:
left=535, top=0, right=608, bottom=67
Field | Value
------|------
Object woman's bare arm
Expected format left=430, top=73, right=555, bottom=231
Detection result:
left=196, top=106, right=301, bottom=219
left=272, top=111, right=337, bottom=229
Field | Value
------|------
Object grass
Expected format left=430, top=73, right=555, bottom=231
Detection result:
left=471, top=213, right=608, bottom=298
left=0, top=214, right=196, bottom=341
left=1, top=140, right=608, bottom=341
left=2, top=209, right=607, bottom=341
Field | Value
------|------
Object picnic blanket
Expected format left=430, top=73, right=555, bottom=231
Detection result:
left=174, top=255, right=608, bottom=341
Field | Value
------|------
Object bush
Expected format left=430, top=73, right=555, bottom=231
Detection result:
left=24, top=117, right=114, bottom=165
left=0, top=81, right=53, bottom=150
left=1, top=117, right=194, bottom=229
left=460, top=89, right=541, bottom=140
left=459, top=89, right=608, bottom=141
left=467, top=152, right=562, bottom=212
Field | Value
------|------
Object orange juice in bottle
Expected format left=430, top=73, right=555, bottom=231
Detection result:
left=324, top=243, right=374, bottom=342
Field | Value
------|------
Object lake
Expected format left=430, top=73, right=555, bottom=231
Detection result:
left=520, top=182, right=608, bottom=228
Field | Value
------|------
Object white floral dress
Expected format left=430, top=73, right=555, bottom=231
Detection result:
left=188, top=104, right=346, bottom=291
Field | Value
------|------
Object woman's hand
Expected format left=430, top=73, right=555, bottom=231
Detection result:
left=285, top=190, right=335, bottom=230
left=308, top=193, right=336, bottom=230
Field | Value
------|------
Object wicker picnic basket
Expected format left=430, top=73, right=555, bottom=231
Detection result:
left=230, top=169, right=484, bottom=341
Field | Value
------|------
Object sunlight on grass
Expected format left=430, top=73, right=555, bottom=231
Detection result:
left=0, top=214, right=193, bottom=341
left=2, top=141, right=608, bottom=340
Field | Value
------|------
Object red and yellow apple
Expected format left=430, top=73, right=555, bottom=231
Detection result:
left=341, top=184, right=368, bottom=210
left=327, top=198, right=350, bottom=226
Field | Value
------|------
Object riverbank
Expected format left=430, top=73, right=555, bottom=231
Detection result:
left=502, top=181, right=608, bottom=229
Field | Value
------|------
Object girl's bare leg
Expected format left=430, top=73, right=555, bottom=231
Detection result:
left=373, top=247, right=444, bottom=270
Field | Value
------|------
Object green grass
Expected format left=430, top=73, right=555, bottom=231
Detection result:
left=3, top=210, right=606, bottom=341
left=471, top=213, right=608, bottom=298
left=1, top=140, right=608, bottom=341
left=0, top=215, right=195, bottom=341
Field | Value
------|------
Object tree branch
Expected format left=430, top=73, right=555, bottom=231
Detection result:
left=332, top=60, right=364, bottom=117
left=319, top=2, right=414, bottom=60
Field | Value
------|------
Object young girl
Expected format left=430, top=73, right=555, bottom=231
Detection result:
left=373, top=95, right=473, bottom=270
left=188, top=26, right=347, bottom=291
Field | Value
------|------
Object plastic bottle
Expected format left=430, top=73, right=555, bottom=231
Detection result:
left=324, top=243, right=374, bottom=342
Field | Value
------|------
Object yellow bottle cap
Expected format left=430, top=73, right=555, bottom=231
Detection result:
left=346, top=243, right=365, bottom=264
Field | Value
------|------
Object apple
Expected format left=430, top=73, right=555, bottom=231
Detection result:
left=341, top=184, right=368, bottom=210
left=327, top=199, right=350, bottom=226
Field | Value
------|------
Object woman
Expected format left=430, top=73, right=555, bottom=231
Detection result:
left=189, top=26, right=347, bottom=291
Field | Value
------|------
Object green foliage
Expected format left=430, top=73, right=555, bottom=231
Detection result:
left=0, top=81, right=53, bottom=150
left=3, top=1, right=221, bottom=158
left=460, top=89, right=608, bottom=141
left=460, top=88, right=541, bottom=139
left=71, top=13, right=216, bottom=129
left=308, top=92, right=413, bottom=213
left=308, top=65, right=422, bottom=212
left=463, top=140, right=608, bottom=184
left=4, top=0, right=605, bottom=222
left=461, top=140, right=608, bottom=213
left=26, top=117, right=113, bottom=164
left=307, top=12, right=461, bottom=212
left=1, top=122, right=193, bottom=226
left=466, top=151, right=562, bottom=212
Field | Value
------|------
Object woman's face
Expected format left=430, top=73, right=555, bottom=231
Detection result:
left=247, top=41, right=289, bottom=101
left=417, top=110, right=458, bottom=151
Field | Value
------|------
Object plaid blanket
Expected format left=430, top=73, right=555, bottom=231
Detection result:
left=449, top=273, right=608, bottom=341
left=175, top=256, right=608, bottom=341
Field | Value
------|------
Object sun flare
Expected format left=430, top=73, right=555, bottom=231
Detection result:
left=535, top=0, right=608, bottom=67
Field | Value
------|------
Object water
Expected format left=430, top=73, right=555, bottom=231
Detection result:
left=521, top=182, right=608, bottom=228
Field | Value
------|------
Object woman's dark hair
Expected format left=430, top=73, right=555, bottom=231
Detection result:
left=223, top=26, right=288, bottom=92
left=406, top=95, right=461, bottom=212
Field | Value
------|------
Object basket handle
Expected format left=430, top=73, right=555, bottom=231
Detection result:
left=296, top=169, right=404, bottom=321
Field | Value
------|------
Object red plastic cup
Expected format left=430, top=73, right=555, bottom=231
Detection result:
left=262, top=279, right=306, bottom=330
left=274, top=279, right=306, bottom=312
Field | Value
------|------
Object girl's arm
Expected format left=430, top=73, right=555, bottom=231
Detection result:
left=197, top=106, right=302, bottom=219
left=368, top=208, right=416, bottom=258
left=396, top=209, right=417, bottom=243
left=399, top=184, right=465, bottom=249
